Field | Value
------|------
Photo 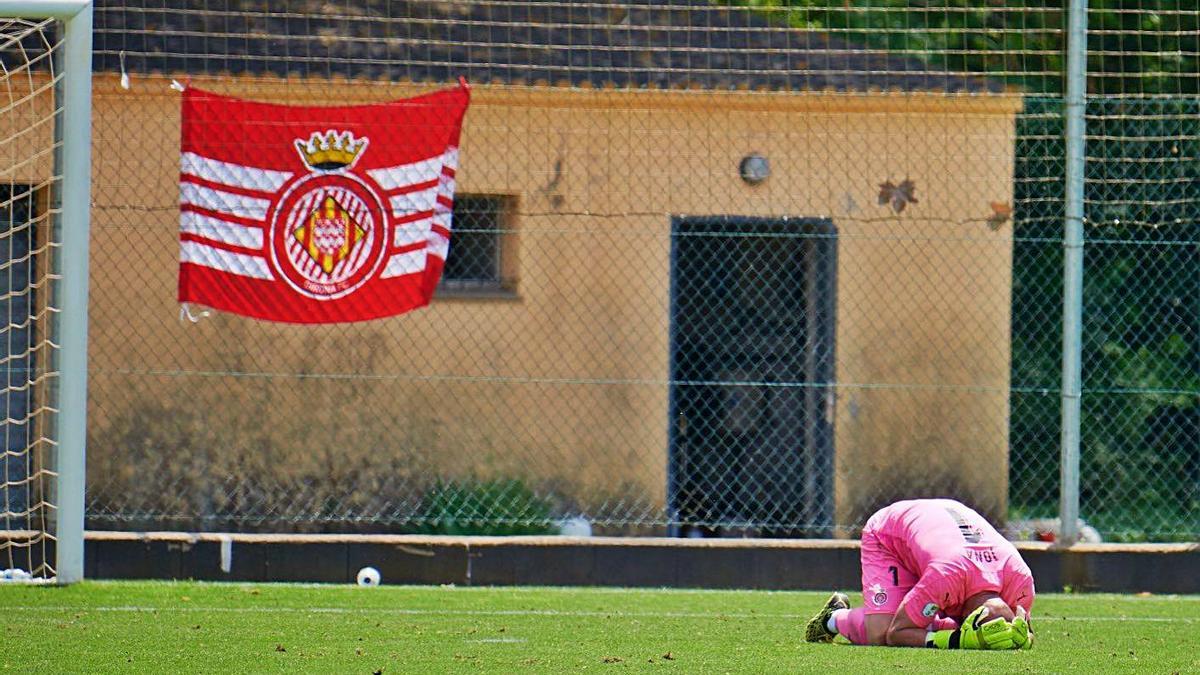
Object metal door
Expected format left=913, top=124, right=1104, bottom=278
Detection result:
left=668, top=216, right=836, bottom=537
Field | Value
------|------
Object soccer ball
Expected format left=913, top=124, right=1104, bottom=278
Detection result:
left=1, top=568, right=31, bottom=582
left=356, top=566, right=381, bottom=587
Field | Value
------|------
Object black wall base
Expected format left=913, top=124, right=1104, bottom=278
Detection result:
left=84, top=532, right=1200, bottom=594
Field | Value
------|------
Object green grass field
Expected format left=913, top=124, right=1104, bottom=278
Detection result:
left=2, top=581, right=1197, bottom=673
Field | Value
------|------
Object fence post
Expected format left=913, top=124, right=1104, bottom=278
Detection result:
left=1059, top=0, right=1088, bottom=547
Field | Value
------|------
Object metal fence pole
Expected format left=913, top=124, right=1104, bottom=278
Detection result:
left=1059, top=0, right=1088, bottom=547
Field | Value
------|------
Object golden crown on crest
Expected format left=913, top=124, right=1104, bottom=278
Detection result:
left=294, top=130, right=369, bottom=171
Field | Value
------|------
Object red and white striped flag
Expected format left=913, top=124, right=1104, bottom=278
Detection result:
left=178, top=82, right=470, bottom=323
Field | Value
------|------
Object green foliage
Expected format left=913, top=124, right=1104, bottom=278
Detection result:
left=1077, top=216, right=1198, bottom=540
left=1009, top=98, right=1067, bottom=520
left=1009, top=98, right=1199, bottom=540
left=412, top=478, right=556, bottom=536
left=729, top=0, right=1200, bottom=95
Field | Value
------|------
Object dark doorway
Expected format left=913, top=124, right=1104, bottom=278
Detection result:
left=668, top=216, right=836, bottom=537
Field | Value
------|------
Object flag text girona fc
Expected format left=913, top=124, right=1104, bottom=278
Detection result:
left=178, top=82, right=469, bottom=323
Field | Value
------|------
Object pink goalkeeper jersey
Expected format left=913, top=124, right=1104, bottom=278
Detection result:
left=865, top=499, right=1035, bottom=627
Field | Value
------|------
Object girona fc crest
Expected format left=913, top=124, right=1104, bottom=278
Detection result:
left=869, top=583, right=889, bottom=607
left=267, top=131, right=389, bottom=300
left=297, top=195, right=365, bottom=274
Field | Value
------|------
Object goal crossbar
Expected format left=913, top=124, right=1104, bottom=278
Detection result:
left=0, top=2, right=89, bottom=20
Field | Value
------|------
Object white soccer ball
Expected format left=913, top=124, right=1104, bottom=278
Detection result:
left=558, top=516, right=593, bottom=537
left=0, top=568, right=30, bottom=582
left=356, top=566, right=381, bottom=587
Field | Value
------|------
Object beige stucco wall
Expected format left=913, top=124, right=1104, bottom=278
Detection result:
left=78, top=74, right=1017, bottom=529
left=0, top=74, right=56, bottom=186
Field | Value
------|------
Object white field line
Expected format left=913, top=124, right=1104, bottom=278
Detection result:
left=0, top=605, right=1194, bottom=623
left=78, top=582, right=1200, bottom=600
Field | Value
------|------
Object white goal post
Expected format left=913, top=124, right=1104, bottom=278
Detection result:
left=0, top=0, right=91, bottom=584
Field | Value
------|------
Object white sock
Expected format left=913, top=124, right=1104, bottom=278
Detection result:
left=827, top=608, right=848, bottom=634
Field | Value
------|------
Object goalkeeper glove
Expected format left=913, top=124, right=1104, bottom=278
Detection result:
left=1010, top=606, right=1034, bottom=650
left=926, top=605, right=1015, bottom=650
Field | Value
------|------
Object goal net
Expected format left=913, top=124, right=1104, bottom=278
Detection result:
left=0, top=16, right=59, bottom=582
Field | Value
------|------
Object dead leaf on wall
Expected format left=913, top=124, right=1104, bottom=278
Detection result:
left=987, top=201, right=1013, bottom=230
left=878, top=178, right=918, bottom=213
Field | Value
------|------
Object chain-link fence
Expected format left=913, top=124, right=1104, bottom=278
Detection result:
left=27, top=0, right=1195, bottom=541
left=1008, top=5, right=1200, bottom=541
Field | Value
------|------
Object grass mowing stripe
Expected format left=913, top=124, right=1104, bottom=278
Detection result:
left=3, top=604, right=1196, bottom=623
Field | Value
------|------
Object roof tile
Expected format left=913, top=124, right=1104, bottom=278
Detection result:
left=90, top=0, right=1002, bottom=93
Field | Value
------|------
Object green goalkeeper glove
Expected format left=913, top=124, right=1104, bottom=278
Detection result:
left=927, top=605, right=1016, bottom=650
left=1010, top=606, right=1034, bottom=650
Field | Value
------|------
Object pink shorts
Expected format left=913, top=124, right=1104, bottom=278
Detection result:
left=859, top=527, right=917, bottom=616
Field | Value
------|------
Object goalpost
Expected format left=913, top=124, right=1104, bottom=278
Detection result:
left=0, top=0, right=91, bottom=584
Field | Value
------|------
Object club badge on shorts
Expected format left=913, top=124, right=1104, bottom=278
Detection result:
left=922, top=602, right=939, bottom=618
left=869, top=583, right=888, bottom=606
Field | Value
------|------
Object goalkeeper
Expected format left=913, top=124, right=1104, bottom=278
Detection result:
left=805, top=498, right=1035, bottom=649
